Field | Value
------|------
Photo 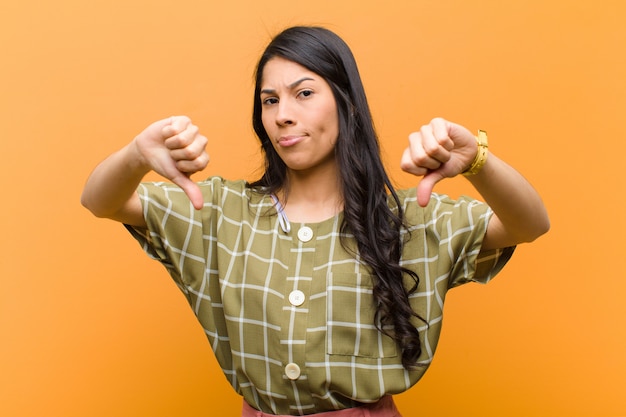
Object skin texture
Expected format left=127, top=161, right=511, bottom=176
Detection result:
left=80, top=116, right=208, bottom=227
left=80, top=112, right=549, bottom=250
left=260, top=57, right=339, bottom=174
left=259, top=57, right=343, bottom=222
left=400, top=117, right=550, bottom=250
left=80, top=113, right=550, bottom=248
left=81, top=35, right=549, bottom=249
left=80, top=25, right=549, bottom=377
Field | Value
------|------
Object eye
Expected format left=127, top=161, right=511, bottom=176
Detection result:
left=262, top=97, right=278, bottom=105
left=298, top=89, right=313, bottom=99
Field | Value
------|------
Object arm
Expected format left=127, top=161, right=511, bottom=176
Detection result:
left=80, top=116, right=209, bottom=227
left=400, top=117, right=550, bottom=250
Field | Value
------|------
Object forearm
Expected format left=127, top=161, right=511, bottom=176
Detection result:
left=467, top=153, right=550, bottom=249
left=81, top=141, right=148, bottom=220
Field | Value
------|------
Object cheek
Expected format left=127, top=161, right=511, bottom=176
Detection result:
left=319, top=101, right=339, bottom=138
left=261, top=112, right=271, bottom=132
left=261, top=115, right=277, bottom=144
left=326, top=109, right=340, bottom=143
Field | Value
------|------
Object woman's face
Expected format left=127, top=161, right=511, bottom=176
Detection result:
left=259, top=57, right=339, bottom=175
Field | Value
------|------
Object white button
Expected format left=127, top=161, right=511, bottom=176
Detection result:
left=289, top=290, right=305, bottom=306
left=285, top=363, right=301, bottom=380
left=297, top=226, right=313, bottom=242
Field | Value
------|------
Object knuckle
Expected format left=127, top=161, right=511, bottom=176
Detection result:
left=178, top=132, right=191, bottom=145
left=411, top=154, right=426, bottom=166
left=178, top=115, right=191, bottom=124
left=408, top=131, right=420, bottom=142
left=422, top=141, right=438, bottom=156
left=431, top=116, right=445, bottom=125
left=172, top=147, right=194, bottom=161
left=183, top=148, right=196, bottom=159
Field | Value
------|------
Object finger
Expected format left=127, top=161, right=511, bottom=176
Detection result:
left=164, top=124, right=200, bottom=150
left=169, top=134, right=208, bottom=163
left=430, top=118, right=455, bottom=151
left=140, top=117, right=177, bottom=144
left=400, top=147, right=428, bottom=176
left=420, top=124, right=451, bottom=163
left=175, top=151, right=210, bottom=173
left=170, top=173, right=205, bottom=210
left=416, top=170, right=445, bottom=207
left=161, top=117, right=176, bottom=137
left=404, top=132, right=443, bottom=172
left=162, top=115, right=191, bottom=138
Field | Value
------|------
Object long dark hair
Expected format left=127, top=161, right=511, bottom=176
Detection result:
left=250, top=26, right=424, bottom=369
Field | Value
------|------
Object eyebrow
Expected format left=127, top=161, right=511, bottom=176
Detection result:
left=260, top=77, right=315, bottom=95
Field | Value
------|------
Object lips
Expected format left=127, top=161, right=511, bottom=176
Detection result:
left=277, top=135, right=305, bottom=147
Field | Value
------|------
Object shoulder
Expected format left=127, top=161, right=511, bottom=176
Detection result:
left=392, top=188, right=489, bottom=218
left=199, top=177, right=269, bottom=211
left=138, top=176, right=262, bottom=206
left=391, top=189, right=492, bottom=245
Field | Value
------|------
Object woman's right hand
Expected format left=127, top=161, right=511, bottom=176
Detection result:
left=133, top=116, right=209, bottom=210
left=82, top=116, right=209, bottom=226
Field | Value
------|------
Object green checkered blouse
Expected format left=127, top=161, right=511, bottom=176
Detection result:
left=126, top=176, right=513, bottom=415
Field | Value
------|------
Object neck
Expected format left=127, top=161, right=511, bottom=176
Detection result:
left=278, top=165, right=343, bottom=223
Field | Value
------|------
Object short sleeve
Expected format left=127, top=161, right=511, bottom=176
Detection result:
left=430, top=194, right=515, bottom=288
left=123, top=177, right=226, bottom=289
left=399, top=190, right=515, bottom=289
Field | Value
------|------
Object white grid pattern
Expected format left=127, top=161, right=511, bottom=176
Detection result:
left=125, top=177, right=513, bottom=415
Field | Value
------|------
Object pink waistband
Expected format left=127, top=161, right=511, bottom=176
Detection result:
left=241, top=396, right=402, bottom=417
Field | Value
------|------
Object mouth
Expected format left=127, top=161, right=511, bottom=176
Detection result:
left=277, top=135, right=305, bottom=147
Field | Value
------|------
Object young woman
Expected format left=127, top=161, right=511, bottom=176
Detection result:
left=82, top=26, right=549, bottom=416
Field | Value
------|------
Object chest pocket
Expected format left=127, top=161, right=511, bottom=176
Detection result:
left=326, top=272, right=398, bottom=358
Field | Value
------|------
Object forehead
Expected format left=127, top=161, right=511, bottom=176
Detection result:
left=260, top=57, right=319, bottom=86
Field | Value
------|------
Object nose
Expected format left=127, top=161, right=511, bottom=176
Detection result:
left=276, top=100, right=295, bottom=126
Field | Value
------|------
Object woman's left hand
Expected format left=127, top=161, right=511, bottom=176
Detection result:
left=400, top=117, right=477, bottom=207
left=402, top=117, right=550, bottom=249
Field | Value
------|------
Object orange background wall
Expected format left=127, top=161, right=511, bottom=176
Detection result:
left=1, top=1, right=624, bottom=416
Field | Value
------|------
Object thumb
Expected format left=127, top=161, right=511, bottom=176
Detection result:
left=170, top=173, right=204, bottom=210
left=416, top=170, right=445, bottom=207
